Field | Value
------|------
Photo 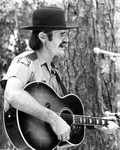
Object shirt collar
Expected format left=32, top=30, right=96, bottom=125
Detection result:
left=36, top=51, right=52, bottom=72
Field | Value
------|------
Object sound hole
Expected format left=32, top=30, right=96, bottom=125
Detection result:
left=60, top=109, right=73, bottom=126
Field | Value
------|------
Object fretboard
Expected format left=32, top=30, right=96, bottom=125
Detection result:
left=73, top=115, right=110, bottom=126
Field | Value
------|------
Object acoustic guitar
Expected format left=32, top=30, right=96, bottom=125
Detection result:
left=3, top=81, right=119, bottom=150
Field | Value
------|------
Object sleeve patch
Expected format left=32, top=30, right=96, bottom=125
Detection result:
left=17, top=57, right=31, bottom=67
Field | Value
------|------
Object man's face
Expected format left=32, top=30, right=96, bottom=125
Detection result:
left=45, top=30, right=69, bottom=57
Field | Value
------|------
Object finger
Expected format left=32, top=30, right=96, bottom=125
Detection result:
left=103, top=116, right=116, bottom=120
left=104, top=111, right=112, bottom=117
left=62, top=134, right=66, bottom=141
left=100, top=126, right=108, bottom=131
left=61, top=134, right=68, bottom=141
left=57, top=134, right=62, bottom=141
left=100, top=125, right=113, bottom=134
left=103, top=112, right=117, bottom=120
left=67, top=128, right=71, bottom=140
left=104, top=111, right=118, bottom=118
left=108, top=121, right=119, bottom=129
left=66, top=133, right=70, bottom=141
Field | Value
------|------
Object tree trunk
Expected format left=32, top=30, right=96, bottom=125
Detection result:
left=58, top=0, right=120, bottom=149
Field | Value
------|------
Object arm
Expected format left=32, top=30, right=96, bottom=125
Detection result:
left=4, top=77, right=70, bottom=141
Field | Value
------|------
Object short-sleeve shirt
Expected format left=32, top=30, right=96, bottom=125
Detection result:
left=1, top=50, right=62, bottom=110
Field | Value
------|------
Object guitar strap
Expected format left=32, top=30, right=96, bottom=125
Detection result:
left=55, top=71, right=68, bottom=96
left=51, top=63, right=95, bottom=130
left=51, top=62, right=68, bottom=96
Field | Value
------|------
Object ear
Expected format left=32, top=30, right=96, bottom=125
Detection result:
left=38, top=32, right=46, bottom=41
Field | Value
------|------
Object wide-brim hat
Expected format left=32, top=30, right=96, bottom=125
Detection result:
left=21, top=7, right=79, bottom=31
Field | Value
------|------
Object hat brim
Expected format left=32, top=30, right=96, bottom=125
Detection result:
left=21, top=22, right=79, bottom=30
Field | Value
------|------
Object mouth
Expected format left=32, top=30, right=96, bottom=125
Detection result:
left=59, top=42, right=67, bottom=49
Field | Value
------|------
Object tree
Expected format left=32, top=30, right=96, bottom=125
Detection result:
left=60, top=0, right=120, bottom=149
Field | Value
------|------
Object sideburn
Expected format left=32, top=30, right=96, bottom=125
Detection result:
left=45, top=32, right=53, bottom=41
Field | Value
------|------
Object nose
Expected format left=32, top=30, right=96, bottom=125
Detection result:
left=64, top=34, right=69, bottom=43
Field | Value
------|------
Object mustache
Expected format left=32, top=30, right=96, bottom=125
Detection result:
left=59, top=41, right=68, bottom=47
left=61, top=41, right=67, bottom=44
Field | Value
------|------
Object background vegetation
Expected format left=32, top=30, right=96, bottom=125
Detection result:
left=1, top=0, right=120, bottom=149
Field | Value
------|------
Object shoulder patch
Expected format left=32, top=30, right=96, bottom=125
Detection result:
left=17, top=57, right=31, bottom=67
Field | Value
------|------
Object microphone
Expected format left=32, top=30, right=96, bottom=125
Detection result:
left=93, top=47, right=120, bottom=57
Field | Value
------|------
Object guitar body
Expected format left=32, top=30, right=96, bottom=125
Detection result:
left=4, top=82, right=85, bottom=150
left=4, top=107, right=29, bottom=150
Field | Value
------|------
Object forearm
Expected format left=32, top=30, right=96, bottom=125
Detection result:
left=4, top=88, right=57, bottom=125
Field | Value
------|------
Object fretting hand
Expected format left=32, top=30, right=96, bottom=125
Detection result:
left=95, top=111, right=119, bottom=134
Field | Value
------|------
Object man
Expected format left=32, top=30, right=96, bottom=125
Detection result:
left=1, top=7, right=119, bottom=150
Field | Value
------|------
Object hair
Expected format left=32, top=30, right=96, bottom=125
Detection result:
left=29, top=30, right=53, bottom=51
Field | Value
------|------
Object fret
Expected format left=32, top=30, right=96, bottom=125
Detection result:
left=87, top=117, right=92, bottom=124
left=96, top=119, right=99, bottom=125
left=79, top=117, right=82, bottom=123
left=83, top=117, right=86, bottom=124
left=89, top=118, right=92, bottom=124
left=102, top=119, right=105, bottom=125
left=74, top=115, right=109, bottom=126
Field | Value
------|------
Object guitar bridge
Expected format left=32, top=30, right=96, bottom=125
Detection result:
left=71, top=124, right=82, bottom=135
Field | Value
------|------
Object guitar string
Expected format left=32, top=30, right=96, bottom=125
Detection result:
left=57, top=113, right=115, bottom=120
left=56, top=113, right=114, bottom=125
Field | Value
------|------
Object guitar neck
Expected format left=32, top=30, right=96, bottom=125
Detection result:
left=74, top=115, right=110, bottom=126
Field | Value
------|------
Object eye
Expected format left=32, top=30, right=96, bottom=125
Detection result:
left=60, top=32, right=67, bottom=37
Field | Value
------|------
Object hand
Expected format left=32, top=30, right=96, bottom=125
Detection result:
left=95, top=111, right=119, bottom=134
left=50, top=114, right=71, bottom=141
